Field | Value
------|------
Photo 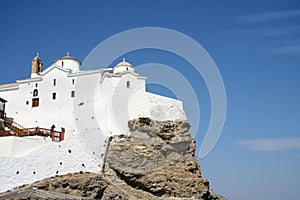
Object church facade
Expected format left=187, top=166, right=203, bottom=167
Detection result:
left=0, top=53, right=186, bottom=192
left=0, top=53, right=186, bottom=135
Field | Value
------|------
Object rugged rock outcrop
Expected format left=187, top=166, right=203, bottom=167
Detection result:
left=104, top=118, right=224, bottom=199
left=0, top=118, right=226, bottom=200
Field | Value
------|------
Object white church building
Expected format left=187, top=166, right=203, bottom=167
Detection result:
left=0, top=53, right=186, bottom=192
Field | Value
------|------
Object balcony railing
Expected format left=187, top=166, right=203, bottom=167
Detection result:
left=0, top=117, right=65, bottom=142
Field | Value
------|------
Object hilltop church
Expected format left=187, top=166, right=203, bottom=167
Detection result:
left=0, top=53, right=186, bottom=192
left=0, top=53, right=185, bottom=135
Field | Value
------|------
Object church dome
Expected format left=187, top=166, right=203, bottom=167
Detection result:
left=116, top=61, right=133, bottom=67
left=113, top=59, right=134, bottom=74
left=55, top=52, right=81, bottom=65
left=54, top=52, right=81, bottom=72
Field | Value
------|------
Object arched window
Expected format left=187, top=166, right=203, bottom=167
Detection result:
left=53, top=79, right=56, bottom=86
left=33, top=89, right=38, bottom=97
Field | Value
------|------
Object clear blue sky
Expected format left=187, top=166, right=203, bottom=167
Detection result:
left=1, top=1, right=300, bottom=199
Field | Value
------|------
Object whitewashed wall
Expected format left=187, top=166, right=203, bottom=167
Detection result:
left=54, top=59, right=80, bottom=72
left=0, top=134, right=102, bottom=193
left=0, top=59, right=187, bottom=192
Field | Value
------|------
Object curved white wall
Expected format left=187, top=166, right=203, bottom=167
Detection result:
left=55, top=59, right=80, bottom=72
left=113, top=65, right=134, bottom=74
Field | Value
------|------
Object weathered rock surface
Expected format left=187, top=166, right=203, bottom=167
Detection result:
left=0, top=118, right=226, bottom=200
left=105, top=118, right=224, bottom=199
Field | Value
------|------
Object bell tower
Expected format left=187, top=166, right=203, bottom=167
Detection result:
left=31, top=53, right=43, bottom=77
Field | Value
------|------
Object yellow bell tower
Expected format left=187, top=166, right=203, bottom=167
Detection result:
left=31, top=53, right=43, bottom=75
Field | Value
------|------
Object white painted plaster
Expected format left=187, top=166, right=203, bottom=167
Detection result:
left=0, top=55, right=186, bottom=192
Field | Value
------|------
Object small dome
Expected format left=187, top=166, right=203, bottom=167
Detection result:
left=115, top=61, right=133, bottom=67
left=113, top=59, right=134, bottom=74
left=55, top=52, right=81, bottom=65
left=54, top=52, right=81, bottom=72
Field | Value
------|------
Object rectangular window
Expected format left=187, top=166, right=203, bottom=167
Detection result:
left=72, top=79, right=75, bottom=85
left=71, top=91, right=75, bottom=98
left=0, top=110, right=4, bottom=119
left=127, top=81, right=130, bottom=88
left=52, top=93, right=56, bottom=100
left=32, top=98, right=39, bottom=107
left=53, top=79, right=56, bottom=86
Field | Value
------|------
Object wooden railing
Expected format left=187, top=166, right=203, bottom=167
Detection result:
left=5, top=118, right=26, bottom=135
left=0, top=118, right=65, bottom=142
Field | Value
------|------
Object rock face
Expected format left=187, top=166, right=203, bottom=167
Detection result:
left=105, top=118, right=223, bottom=199
left=0, top=118, right=226, bottom=200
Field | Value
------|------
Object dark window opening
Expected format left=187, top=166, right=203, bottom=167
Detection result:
left=52, top=93, right=56, bottom=100
left=35, top=83, right=38, bottom=87
left=0, top=110, right=4, bottom=119
left=72, top=79, right=75, bottom=85
left=71, top=91, right=75, bottom=98
left=26, top=101, right=29, bottom=105
left=32, top=98, right=39, bottom=107
left=33, top=89, right=38, bottom=97
left=62, top=61, right=64, bottom=66
left=127, top=81, right=130, bottom=88
left=53, top=79, right=56, bottom=86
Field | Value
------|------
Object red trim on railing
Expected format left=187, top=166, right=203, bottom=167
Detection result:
left=1, top=118, right=65, bottom=142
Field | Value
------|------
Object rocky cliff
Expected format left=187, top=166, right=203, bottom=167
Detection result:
left=0, top=118, right=225, bottom=200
